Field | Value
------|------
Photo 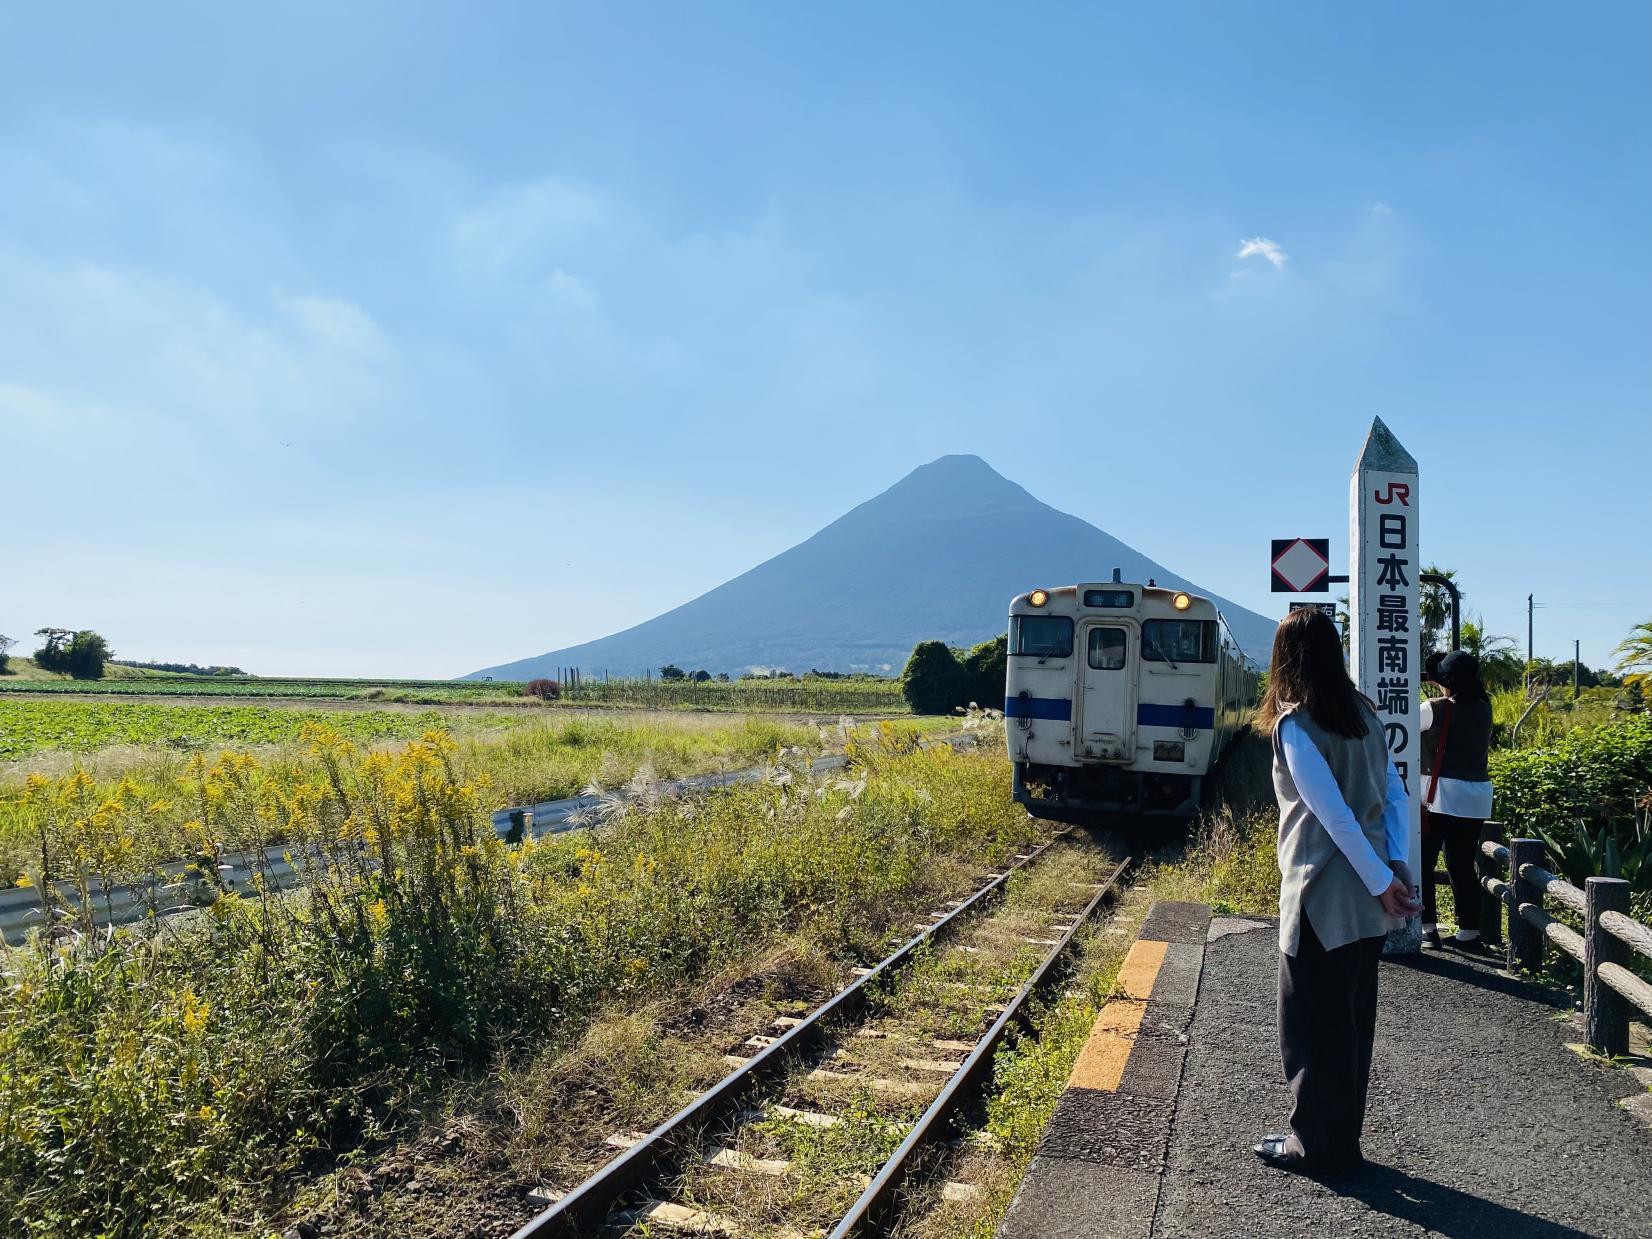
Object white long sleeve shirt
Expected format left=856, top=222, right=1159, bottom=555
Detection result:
left=1418, top=699, right=1495, bottom=818
left=1280, top=716, right=1409, bottom=898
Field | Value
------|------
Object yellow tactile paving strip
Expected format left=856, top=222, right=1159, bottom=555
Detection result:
left=1066, top=936, right=1168, bottom=1092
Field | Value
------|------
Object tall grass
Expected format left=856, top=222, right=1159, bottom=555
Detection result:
left=0, top=723, right=1036, bottom=1237
left=0, top=714, right=824, bottom=884
left=1490, top=685, right=1640, bottom=749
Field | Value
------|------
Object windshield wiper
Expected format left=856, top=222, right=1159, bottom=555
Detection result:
left=1147, top=632, right=1180, bottom=670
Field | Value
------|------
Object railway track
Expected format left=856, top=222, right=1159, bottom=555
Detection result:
left=510, top=834, right=1133, bottom=1239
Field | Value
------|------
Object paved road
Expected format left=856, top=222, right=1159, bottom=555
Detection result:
left=1003, top=904, right=1652, bottom=1239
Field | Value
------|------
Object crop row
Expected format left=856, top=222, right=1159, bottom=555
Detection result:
left=0, top=698, right=491, bottom=763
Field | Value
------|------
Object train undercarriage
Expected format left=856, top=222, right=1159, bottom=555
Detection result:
left=1011, top=759, right=1202, bottom=822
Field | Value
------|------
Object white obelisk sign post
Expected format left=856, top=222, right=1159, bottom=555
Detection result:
left=1349, top=417, right=1422, bottom=953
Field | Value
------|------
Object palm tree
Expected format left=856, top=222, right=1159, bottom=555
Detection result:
left=1461, top=618, right=1522, bottom=692
left=1613, top=619, right=1652, bottom=691
left=1418, top=564, right=1459, bottom=655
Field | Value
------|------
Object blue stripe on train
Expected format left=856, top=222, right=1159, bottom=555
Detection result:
left=1137, top=702, right=1216, bottom=730
left=1003, top=695, right=1073, bottom=721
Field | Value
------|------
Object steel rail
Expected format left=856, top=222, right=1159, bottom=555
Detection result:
left=507, top=831, right=1072, bottom=1239
left=828, top=855, right=1133, bottom=1238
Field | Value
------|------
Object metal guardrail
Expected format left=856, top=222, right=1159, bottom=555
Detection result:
left=1478, top=829, right=1652, bottom=1058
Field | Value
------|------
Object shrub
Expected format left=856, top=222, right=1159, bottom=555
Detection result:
left=899, top=634, right=1006, bottom=715
left=900, top=640, right=970, bottom=715
left=961, top=634, right=1007, bottom=708
left=523, top=678, right=562, bottom=701
left=1490, top=715, right=1652, bottom=841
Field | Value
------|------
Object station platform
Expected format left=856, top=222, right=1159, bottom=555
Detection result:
left=1000, top=902, right=1652, bottom=1239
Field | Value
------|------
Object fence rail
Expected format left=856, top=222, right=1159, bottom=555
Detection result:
left=1475, top=828, right=1652, bottom=1058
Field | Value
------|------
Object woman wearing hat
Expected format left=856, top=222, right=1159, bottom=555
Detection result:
left=1419, top=650, right=1495, bottom=951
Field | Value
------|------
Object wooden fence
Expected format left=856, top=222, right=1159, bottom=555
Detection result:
left=1470, top=825, right=1652, bottom=1057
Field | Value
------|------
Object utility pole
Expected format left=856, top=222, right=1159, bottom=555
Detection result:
left=1574, top=639, right=1581, bottom=700
left=1526, top=593, right=1534, bottom=689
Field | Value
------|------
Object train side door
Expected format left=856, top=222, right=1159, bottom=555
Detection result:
left=1078, top=624, right=1134, bottom=761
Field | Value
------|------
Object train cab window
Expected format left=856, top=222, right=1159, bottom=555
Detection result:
left=1141, top=619, right=1218, bottom=664
left=1087, top=628, right=1127, bottom=670
left=1011, top=614, right=1073, bottom=657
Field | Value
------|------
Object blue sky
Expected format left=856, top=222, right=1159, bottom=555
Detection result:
left=3, top=3, right=1647, bottom=677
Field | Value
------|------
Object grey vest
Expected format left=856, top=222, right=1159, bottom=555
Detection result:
left=1272, top=703, right=1399, bottom=955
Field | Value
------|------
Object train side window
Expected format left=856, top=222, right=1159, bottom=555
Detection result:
left=1087, top=628, right=1127, bottom=670
left=1011, top=615, right=1074, bottom=657
left=1141, top=619, right=1218, bottom=663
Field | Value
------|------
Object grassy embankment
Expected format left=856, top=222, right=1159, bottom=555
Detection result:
left=0, top=712, right=1038, bottom=1237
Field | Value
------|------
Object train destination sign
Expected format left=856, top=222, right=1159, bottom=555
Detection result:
left=1270, top=537, right=1331, bottom=593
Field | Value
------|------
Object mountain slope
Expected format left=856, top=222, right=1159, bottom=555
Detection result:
left=465, top=455, right=1276, bottom=679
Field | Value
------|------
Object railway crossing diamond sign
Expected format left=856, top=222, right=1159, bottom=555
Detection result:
left=1271, top=537, right=1331, bottom=593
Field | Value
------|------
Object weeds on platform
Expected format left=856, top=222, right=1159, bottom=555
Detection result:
left=1146, top=733, right=1280, bottom=918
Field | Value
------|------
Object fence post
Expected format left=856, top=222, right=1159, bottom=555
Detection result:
left=1477, top=821, right=1504, bottom=947
left=1507, top=838, right=1545, bottom=973
left=1584, top=876, right=1632, bottom=1058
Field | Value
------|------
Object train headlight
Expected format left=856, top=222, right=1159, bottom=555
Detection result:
left=1173, top=592, right=1192, bottom=611
left=1153, top=741, right=1186, bottom=762
left=1028, top=589, right=1049, bottom=608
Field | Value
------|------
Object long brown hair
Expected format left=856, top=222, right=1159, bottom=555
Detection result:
left=1257, top=608, right=1371, bottom=738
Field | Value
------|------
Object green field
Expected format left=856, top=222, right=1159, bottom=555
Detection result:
left=0, top=670, right=910, bottom=713
left=0, top=698, right=493, bottom=763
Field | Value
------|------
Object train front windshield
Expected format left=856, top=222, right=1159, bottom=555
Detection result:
left=1011, top=614, right=1074, bottom=657
left=1141, top=619, right=1218, bottom=663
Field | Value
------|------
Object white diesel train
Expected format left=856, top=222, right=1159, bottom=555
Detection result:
left=1004, top=572, right=1257, bottom=820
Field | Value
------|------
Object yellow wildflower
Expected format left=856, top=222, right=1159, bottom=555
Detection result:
left=179, top=990, right=211, bottom=1037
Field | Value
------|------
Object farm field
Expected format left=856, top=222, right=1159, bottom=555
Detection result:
left=0, top=714, right=1026, bottom=1238
left=0, top=670, right=912, bottom=713
left=0, top=698, right=499, bottom=763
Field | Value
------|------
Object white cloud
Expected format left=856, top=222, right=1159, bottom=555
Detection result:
left=1236, top=237, right=1288, bottom=268
left=451, top=177, right=603, bottom=276
left=545, top=268, right=599, bottom=313
left=1371, top=201, right=1393, bottom=214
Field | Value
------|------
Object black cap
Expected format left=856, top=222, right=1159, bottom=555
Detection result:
left=1424, top=650, right=1446, bottom=683
left=1436, top=650, right=1481, bottom=692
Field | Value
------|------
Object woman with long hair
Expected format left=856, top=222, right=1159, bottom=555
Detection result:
left=1252, top=607, right=1421, bottom=1174
left=1419, top=650, right=1495, bottom=951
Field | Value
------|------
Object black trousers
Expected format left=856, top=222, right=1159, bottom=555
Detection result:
left=1421, top=808, right=1485, bottom=931
left=1279, top=917, right=1383, bottom=1169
